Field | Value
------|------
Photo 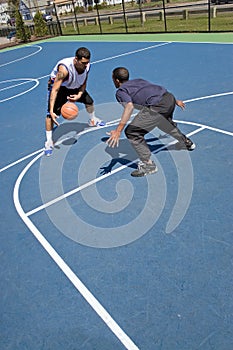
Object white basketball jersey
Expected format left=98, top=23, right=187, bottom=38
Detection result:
left=50, top=57, right=90, bottom=89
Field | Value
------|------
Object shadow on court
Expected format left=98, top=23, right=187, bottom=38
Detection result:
left=99, top=135, right=177, bottom=174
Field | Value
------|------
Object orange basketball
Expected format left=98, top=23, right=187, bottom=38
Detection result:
left=61, top=102, right=79, bottom=120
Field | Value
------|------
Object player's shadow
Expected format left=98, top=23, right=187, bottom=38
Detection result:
left=100, top=135, right=171, bottom=174
left=52, top=121, right=88, bottom=148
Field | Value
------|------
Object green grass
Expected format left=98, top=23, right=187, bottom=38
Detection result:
left=61, top=14, right=233, bottom=35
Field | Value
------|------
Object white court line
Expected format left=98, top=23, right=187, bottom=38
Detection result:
left=13, top=124, right=205, bottom=350
left=0, top=149, right=44, bottom=173
left=13, top=123, right=205, bottom=349
left=12, top=91, right=233, bottom=349
left=13, top=156, right=140, bottom=350
left=0, top=120, right=120, bottom=173
left=0, top=78, right=39, bottom=103
left=4, top=41, right=231, bottom=348
left=26, top=125, right=205, bottom=217
left=0, top=45, right=42, bottom=68
left=185, top=91, right=233, bottom=103
left=0, top=79, right=35, bottom=92
left=1, top=93, right=232, bottom=174
left=92, top=42, right=171, bottom=64
left=0, top=42, right=171, bottom=81
left=176, top=120, right=233, bottom=137
left=3, top=42, right=172, bottom=82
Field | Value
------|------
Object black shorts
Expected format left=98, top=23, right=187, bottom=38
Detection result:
left=46, top=79, right=94, bottom=117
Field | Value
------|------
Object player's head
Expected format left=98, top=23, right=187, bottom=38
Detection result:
left=112, top=67, right=129, bottom=87
left=75, top=47, right=91, bottom=60
left=74, top=47, right=90, bottom=74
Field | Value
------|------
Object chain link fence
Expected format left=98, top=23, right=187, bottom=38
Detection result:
left=1, top=0, right=232, bottom=39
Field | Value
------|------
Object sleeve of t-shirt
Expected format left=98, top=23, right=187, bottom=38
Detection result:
left=116, top=89, right=132, bottom=105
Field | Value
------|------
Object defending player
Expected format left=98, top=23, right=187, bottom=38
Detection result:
left=107, top=67, right=195, bottom=177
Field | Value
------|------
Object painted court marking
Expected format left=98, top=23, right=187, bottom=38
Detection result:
left=0, top=119, right=120, bottom=173
left=13, top=117, right=232, bottom=349
left=25, top=124, right=204, bottom=217
left=1, top=91, right=232, bottom=174
left=92, top=42, right=171, bottom=64
left=13, top=152, right=140, bottom=350
left=1, top=42, right=232, bottom=348
left=0, top=45, right=42, bottom=68
left=0, top=42, right=171, bottom=103
left=13, top=122, right=203, bottom=350
left=0, top=78, right=39, bottom=103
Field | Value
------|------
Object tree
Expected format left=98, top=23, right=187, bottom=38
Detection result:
left=33, top=11, right=49, bottom=37
left=8, top=0, right=31, bottom=42
left=14, top=8, right=31, bottom=42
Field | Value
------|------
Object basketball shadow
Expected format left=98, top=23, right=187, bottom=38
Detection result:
left=52, top=121, right=88, bottom=148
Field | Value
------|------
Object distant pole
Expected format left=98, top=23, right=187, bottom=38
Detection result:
left=72, top=0, right=80, bottom=34
left=208, top=0, right=211, bottom=32
left=122, top=0, right=128, bottom=33
left=94, top=0, right=102, bottom=34
left=52, top=2, right=62, bottom=36
left=162, top=0, right=167, bottom=32
left=139, top=0, right=143, bottom=26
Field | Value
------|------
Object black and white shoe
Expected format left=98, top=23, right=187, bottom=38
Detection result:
left=131, top=161, right=158, bottom=177
left=175, top=138, right=196, bottom=151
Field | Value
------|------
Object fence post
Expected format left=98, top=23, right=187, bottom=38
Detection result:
left=159, top=11, right=164, bottom=21
left=72, top=20, right=77, bottom=31
left=183, top=9, right=189, bottom=20
left=211, top=6, right=217, bottom=18
left=141, top=12, right=146, bottom=25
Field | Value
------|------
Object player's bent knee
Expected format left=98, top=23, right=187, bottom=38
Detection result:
left=125, top=124, right=131, bottom=138
left=125, top=124, right=140, bottom=140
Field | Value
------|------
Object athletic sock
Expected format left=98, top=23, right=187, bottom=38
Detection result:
left=89, top=112, right=96, bottom=120
left=46, top=130, right=52, bottom=142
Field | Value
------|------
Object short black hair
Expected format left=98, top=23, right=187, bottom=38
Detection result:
left=75, top=47, right=91, bottom=60
left=112, top=67, right=129, bottom=82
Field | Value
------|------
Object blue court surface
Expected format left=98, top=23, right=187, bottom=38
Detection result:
left=0, top=38, right=233, bottom=350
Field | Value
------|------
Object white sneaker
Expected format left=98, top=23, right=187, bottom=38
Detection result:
left=88, top=117, right=105, bottom=127
left=44, top=140, right=54, bottom=156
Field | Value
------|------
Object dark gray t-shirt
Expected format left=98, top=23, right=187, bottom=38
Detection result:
left=116, top=79, right=167, bottom=108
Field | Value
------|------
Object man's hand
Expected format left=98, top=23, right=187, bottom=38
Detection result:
left=50, top=111, right=60, bottom=126
left=68, top=93, right=81, bottom=102
left=106, top=102, right=133, bottom=148
left=176, top=100, right=186, bottom=110
left=106, top=130, right=121, bottom=148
